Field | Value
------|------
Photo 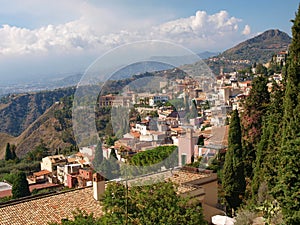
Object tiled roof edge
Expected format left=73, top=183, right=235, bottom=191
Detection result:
left=0, top=186, right=89, bottom=209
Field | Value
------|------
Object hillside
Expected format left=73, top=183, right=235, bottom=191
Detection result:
left=219, top=29, right=291, bottom=62
left=0, top=133, right=16, bottom=159
left=0, top=97, right=75, bottom=158
left=205, top=29, right=291, bottom=74
left=0, top=87, right=75, bottom=136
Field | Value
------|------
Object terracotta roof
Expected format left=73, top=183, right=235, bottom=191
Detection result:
left=78, top=159, right=86, bottom=164
left=168, top=171, right=209, bottom=186
left=0, top=187, right=103, bottom=225
left=75, top=152, right=84, bottom=157
left=33, top=170, right=51, bottom=177
left=67, top=158, right=77, bottom=163
left=171, top=127, right=183, bottom=131
left=130, top=131, right=141, bottom=139
left=29, top=183, right=60, bottom=192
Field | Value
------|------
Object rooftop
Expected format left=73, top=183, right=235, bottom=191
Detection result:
left=0, top=187, right=102, bottom=225
left=0, top=183, right=61, bottom=199
left=33, top=170, right=51, bottom=177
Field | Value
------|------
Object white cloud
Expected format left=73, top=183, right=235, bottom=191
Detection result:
left=0, top=10, right=251, bottom=56
left=242, top=24, right=251, bottom=35
left=100, top=10, right=250, bottom=51
left=0, top=20, right=103, bottom=55
left=0, top=9, right=253, bottom=82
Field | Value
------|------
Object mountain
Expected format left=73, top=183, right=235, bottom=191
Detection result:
left=0, top=87, right=75, bottom=136
left=205, top=29, right=291, bottom=74
left=219, top=29, right=291, bottom=63
left=0, top=93, right=76, bottom=158
left=197, top=51, right=219, bottom=59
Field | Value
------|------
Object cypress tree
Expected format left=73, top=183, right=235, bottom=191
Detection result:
left=4, top=143, right=12, bottom=161
left=241, top=75, right=270, bottom=177
left=12, top=171, right=31, bottom=199
left=93, top=140, right=104, bottom=170
left=11, top=144, right=17, bottom=160
left=252, top=80, right=284, bottom=196
left=281, top=3, right=300, bottom=144
left=109, top=148, right=118, bottom=160
left=274, top=138, right=300, bottom=223
left=274, top=5, right=300, bottom=223
left=223, top=109, right=246, bottom=216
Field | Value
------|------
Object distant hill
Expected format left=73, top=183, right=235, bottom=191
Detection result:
left=219, top=29, right=291, bottom=63
left=0, top=98, right=75, bottom=158
left=0, top=87, right=75, bottom=136
left=0, top=69, right=188, bottom=158
left=205, top=29, right=291, bottom=74
left=197, top=51, right=219, bottom=59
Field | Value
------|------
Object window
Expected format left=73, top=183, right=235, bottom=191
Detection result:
left=181, top=154, right=187, bottom=165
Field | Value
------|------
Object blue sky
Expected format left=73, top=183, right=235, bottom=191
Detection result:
left=0, top=0, right=298, bottom=84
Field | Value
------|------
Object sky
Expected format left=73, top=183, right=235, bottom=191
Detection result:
left=0, top=0, right=299, bottom=84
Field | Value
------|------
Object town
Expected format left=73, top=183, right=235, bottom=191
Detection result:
left=0, top=48, right=288, bottom=224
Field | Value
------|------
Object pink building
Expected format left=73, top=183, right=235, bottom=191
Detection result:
left=178, top=129, right=198, bottom=166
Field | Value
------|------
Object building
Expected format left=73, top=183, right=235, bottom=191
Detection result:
left=170, top=170, right=223, bottom=222
left=40, top=155, right=67, bottom=173
left=98, top=94, right=115, bottom=107
left=178, top=129, right=199, bottom=166
left=0, top=169, right=224, bottom=225
left=273, top=51, right=288, bottom=64
left=0, top=187, right=103, bottom=225
left=123, top=169, right=223, bottom=223
left=57, top=163, right=81, bottom=186
left=149, top=95, right=169, bottom=106
left=27, top=170, right=52, bottom=184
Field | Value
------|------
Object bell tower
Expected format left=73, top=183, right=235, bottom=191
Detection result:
left=93, top=173, right=105, bottom=200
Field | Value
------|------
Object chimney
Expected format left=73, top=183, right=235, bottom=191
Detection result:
left=93, top=173, right=105, bottom=200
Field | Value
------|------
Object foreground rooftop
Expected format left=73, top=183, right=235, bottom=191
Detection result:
left=0, top=187, right=102, bottom=225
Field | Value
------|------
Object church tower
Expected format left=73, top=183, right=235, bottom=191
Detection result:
left=93, top=173, right=105, bottom=200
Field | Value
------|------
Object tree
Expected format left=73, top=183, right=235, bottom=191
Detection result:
left=109, top=148, right=117, bottom=160
left=255, top=63, right=267, bottom=76
left=93, top=140, right=104, bottom=170
left=12, top=171, right=31, bottom=199
left=273, top=5, right=300, bottom=223
left=241, top=75, right=270, bottom=177
left=105, top=136, right=117, bottom=147
left=49, top=210, right=102, bottom=225
left=280, top=4, right=300, bottom=144
left=11, top=144, right=17, bottom=160
left=108, top=148, right=120, bottom=179
left=101, top=181, right=207, bottom=225
left=222, top=110, right=246, bottom=216
left=273, top=138, right=300, bottom=223
left=4, top=143, right=12, bottom=161
left=252, top=80, right=284, bottom=196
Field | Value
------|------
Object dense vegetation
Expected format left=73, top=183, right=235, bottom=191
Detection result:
left=222, top=109, right=245, bottom=216
left=129, top=145, right=177, bottom=167
left=127, top=145, right=178, bottom=176
left=11, top=171, right=30, bottom=199
left=220, top=6, right=300, bottom=224
left=50, top=181, right=207, bottom=225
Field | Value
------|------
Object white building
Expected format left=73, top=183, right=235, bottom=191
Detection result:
left=40, top=155, right=67, bottom=173
left=149, top=95, right=169, bottom=106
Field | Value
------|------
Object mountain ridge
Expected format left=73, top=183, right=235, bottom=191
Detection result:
left=218, top=29, right=291, bottom=63
left=0, top=98, right=75, bottom=158
left=204, top=29, right=291, bottom=74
